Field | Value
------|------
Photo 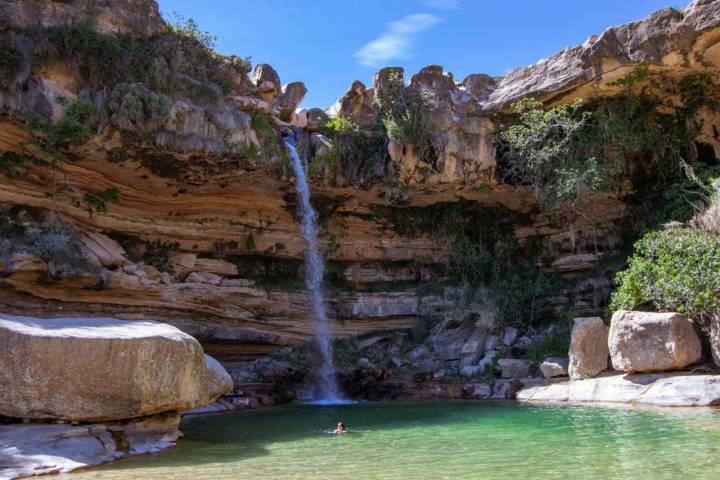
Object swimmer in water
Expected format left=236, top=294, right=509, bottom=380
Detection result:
left=331, top=422, right=347, bottom=434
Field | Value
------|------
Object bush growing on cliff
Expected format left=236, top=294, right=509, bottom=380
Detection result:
left=105, top=83, right=172, bottom=135
left=82, top=187, right=120, bottom=216
left=499, top=98, right=613, bottom=212
left=374, top=72, right=442, bottom=170
left=27, top=19, right=250, bottom=100
left=610, top=227, right=720, bottom=332
left=498, top=68, right=720, bottom=215
left=315, top=117, right=388, bottom=185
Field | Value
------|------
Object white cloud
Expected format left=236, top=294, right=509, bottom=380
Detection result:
left=421, top=0, right=459, bottom=10
left=354, top=14, right=442, bottom=67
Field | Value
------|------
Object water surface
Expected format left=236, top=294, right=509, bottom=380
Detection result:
left=65, top=401, right=720, bottom=480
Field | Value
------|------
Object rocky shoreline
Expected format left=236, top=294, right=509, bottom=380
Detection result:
left=0, top=314, right=233, bottom=480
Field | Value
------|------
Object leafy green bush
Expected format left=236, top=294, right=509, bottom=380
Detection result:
left=524, top=319, right=572, bottom=365
left=324, top=115, right=357, bottom=135
left=166, top=12, right=218, bottom=50
left=499, top=98, right=610, bottom=211
left=0, top=152, right=44, bottom=178
left=25, top=98, right=98, bottom=157
left=374, top=72, right=440, bottom=169
left=82, top=187, right=120, bottom=215
left=610, top=228, right=720, bottom=330
left=314, top=125, right=388, bottom=185
left=105, top=83, right=171, bottom=134
left=498, top=69, right=720, bottom=214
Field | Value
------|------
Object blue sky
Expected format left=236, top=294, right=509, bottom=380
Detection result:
left=156, top=0, right=679, bottom=108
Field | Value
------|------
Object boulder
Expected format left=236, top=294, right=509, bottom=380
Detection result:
left=186, top=271, right=222, bottom=285
left=540, top=357, right=569, bottom=378
left=276, top=82, right=307, bottom=121
left=251, top=64, right=282, bottom=102
left=502, top=327, right=518, bottom=346
left=609, top=311, right=702, bottom=373
left=169, top=253, right=196, bottom=278
left=710, top=313, right=720, bottom=368
left=568, top=317, right=609, bottom=380
left=77, top=231, right=126, bottom=268
left=327, top=80, right=376, bottom=127
left=193, top=258, right=239, bottom=277
left=497, top=358, right=531, bottom=378
left=0, top=315, right=233, bottom=422
left=483, top=335, right=499, bottom=351
left=460, top=365, right=482, bottom=378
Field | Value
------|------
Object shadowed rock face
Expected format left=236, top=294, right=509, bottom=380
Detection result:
left=0, top=315, right=232, bottom=422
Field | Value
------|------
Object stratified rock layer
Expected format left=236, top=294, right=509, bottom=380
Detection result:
left=609, top=311, right=703, bottom=373
left=0, top=315, right=233, bottom=421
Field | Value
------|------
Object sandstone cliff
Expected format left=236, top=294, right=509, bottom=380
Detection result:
left=0, top=0, right=717, bottom=372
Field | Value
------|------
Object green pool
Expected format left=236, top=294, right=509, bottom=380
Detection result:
left=64, top=401, right=720, bottom=480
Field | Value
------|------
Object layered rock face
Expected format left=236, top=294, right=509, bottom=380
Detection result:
left=608, top=311, right=702, bottom=373
left=0, top=0, right=717, bottom=380
left=0, top=315, right=232, bottom=421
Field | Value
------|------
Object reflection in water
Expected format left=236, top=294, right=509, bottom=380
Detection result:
left=63, top=402, right=720, bottom=480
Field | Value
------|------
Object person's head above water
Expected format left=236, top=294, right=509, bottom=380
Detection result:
left=333, top=422, right=347, bottom=433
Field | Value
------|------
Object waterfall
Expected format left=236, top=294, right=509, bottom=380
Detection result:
left=283, top=136, right=346, bottom=404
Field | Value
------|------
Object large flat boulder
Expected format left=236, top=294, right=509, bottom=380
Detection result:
left=609, top=311, right=702, bottom=373
left=0, top=315, right=233, bottom=422
left=568, top=317, right=609, bottom=380
left=517, top=373, right=720, bottom=407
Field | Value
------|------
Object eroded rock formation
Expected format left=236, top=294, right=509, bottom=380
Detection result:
left=0, top=0, right=718, bottom=407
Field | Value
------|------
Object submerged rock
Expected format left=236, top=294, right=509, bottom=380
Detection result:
left=568, top=317, right=609, bottom=380
left=0, top=315, right=233, bottom=422
left=609, top=311, right=702, bottom=373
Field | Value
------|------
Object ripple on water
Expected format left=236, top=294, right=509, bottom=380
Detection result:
left=62, top=401, right=720, bottom=480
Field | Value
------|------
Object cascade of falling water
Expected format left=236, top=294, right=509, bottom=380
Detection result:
left=283, top=135, right=347, bottom=404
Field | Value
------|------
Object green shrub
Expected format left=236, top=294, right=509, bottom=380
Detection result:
left=324, top=115, right=357, bottom=135
left=0, top=152, right=44, bottom=177
left=374, top=72, right=440, bottom=169
left=524, top=319, right=572, bottom=365
left=142, top=239, right=179, bottom=272
left=82, top=187, right=120, bottom=215
left=105, top=83, right=171, bottom=134
left=166, top=12, right=218, bottom=50
left=499, top=98, right=610, bottom=211
left=610, top=228, right=720, bottom=331
left=498, top=69, right=720, bottom=214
